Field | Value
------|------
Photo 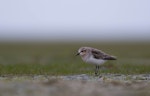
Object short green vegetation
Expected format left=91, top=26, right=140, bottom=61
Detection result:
left=0, top=42, right=150, bottom=75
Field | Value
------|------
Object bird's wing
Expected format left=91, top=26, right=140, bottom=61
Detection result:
left=91, top=48, right=116, bottom=60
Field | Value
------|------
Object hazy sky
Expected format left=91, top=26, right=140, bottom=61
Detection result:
left=0, top=0, right=150, bottom=42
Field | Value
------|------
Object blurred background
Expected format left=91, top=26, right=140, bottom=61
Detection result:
left=0, top=0, right=150, bottom=42
left=0, top=0, right=150, bottom=66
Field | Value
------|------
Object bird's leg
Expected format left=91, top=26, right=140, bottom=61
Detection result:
left=95, top=65, right=97, bottom=76
left=95, top=65, right=100, bottom=76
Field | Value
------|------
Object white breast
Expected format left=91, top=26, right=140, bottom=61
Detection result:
left=85, top=56, right=106, bottom=65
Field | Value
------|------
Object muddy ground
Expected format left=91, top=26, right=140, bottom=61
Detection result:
left=0, top=74, right=150, bottom=96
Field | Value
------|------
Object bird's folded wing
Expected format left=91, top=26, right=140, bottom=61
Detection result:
left=91, top=49, right=116, bottom=60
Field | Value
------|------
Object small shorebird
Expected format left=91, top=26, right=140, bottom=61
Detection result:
left=76, top=47, right=116, bottom=76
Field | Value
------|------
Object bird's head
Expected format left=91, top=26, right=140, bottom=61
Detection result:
left=76, top=47, right=89, bottom=57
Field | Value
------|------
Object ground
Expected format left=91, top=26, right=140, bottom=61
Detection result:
left=0, top=74, right=150, bottom=96
left=0, top=42, right=150, bottom=96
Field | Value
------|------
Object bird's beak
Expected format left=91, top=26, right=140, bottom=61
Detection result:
left=76, top=52, right=80, bottom=56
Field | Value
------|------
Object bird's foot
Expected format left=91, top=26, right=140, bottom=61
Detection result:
left=95, top=72, right=99, bottom=76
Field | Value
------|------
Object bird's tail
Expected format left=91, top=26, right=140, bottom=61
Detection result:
left=104, top=56, right=117, bottom=60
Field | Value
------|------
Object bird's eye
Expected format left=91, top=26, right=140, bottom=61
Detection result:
left=81, top=50, right=86, bottom=52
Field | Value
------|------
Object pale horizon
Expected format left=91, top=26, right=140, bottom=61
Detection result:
left=0, top=0, right=150, bottom=42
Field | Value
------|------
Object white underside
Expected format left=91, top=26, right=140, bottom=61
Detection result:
left=84, top=56, right=106, bottom=65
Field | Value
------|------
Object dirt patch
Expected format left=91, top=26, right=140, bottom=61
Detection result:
left=0, top=74, right=150, bottom=96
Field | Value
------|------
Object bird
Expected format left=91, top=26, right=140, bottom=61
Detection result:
left=76, top=47, right=116, bottom=76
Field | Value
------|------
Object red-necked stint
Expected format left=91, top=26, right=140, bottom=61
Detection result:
left=76, top=47, right=117, bottom=76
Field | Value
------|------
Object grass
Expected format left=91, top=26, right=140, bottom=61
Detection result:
left=0, top=42, right=150, bottom=75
